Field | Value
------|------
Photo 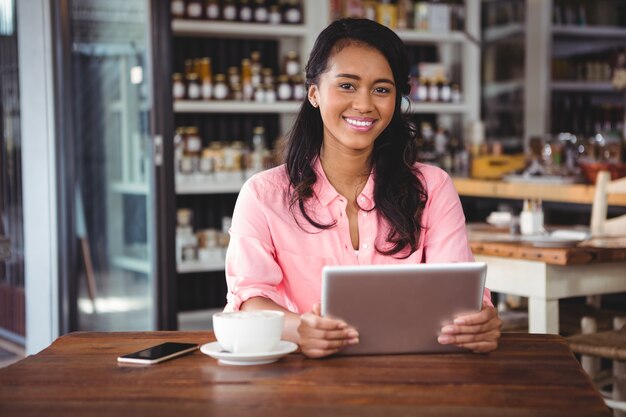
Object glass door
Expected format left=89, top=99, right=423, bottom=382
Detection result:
left=55, top=0, right=173, bottom=331
left=0, top=0, right=25, bottom=344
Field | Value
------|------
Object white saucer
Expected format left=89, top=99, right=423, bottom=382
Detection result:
left=200, top=341, right=298, bottom=366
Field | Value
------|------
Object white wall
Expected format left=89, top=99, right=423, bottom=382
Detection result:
left=18, top=0, right=59, bottom=354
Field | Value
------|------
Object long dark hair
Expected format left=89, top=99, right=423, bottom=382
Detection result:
left=284, top=18, right=427, bottom=258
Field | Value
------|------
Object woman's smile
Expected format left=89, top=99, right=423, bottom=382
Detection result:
left=343, top=116, right=377, bottom=131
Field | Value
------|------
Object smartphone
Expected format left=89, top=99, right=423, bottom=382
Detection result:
left=117, top=342, right=199, bottom=365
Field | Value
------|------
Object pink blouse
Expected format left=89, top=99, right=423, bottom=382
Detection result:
left=224, top=159, right=492, bottom=313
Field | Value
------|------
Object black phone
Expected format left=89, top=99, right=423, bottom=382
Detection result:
left=117, top=342, right=199, bottom=365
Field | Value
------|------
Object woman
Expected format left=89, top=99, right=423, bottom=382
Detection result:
left=224, top=18, right=501, bottom=358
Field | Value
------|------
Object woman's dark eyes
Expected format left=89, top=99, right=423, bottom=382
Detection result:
left=338, top=84, right=391, bottom=94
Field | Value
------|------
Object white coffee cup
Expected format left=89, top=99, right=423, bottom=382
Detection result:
left=212, top=310, right=284, bottom=354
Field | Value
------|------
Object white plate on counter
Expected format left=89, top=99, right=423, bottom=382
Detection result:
left=200, top=341, right=298, bottom=366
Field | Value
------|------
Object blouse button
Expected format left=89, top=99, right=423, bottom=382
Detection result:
left=359, top=196, right=366, bottom=203
left=362, top=243, right=369, bottom=249
left=362, top=212, right=368, bottom=217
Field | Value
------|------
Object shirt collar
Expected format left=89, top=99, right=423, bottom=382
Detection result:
left=312, top=157, right=375, bottom=210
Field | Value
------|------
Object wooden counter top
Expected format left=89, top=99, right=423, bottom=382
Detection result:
left=0, top=331, right=612, bottom=417
left=452, top=177, right=626, bottom=206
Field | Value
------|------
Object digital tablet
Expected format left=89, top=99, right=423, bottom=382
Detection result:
left=321, top=262, right=486, bottom=355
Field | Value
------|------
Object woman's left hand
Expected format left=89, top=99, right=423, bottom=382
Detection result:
left=437, top=301, right=502, bottom=353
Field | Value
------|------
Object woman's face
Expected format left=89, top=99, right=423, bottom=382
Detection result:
left=308, top=43, right=396, bottom=156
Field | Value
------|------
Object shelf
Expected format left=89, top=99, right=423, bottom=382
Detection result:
left=177, top=260, right=225, bottom=273
left=483, top=80, right=524, bottom=99
left=172, top=19, right=308, bottom=39
left=406, top=102, right=468, bottom=114
left=111, top=182, right=150, bottom=195
left=174, top=100, right=467, bottom=115
left=452, top=177, right=626, bottom=206
left=396, top=30, right=467, bottom=44
left=551, top=81, right=616, bottom=93
left=483, top=23, right=524, bottom=43
left=552, top=25, right=626, bottom=39
left=174, top=100, right=301, bottom=114
left=112, top=256, right=151, bottom=274
left=176, top=176, right=246, bottom=194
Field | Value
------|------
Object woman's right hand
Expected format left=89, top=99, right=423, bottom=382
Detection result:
left=297, top=303, right=359, bottom=358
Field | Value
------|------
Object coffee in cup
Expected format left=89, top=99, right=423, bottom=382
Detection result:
left=212, top=310, right=284, bottom=353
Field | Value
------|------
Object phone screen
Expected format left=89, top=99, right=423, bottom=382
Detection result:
left=118, top=342, right=198, bottom=364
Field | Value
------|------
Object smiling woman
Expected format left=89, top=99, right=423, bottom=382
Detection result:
left=224, top=18, right=502, bottom=359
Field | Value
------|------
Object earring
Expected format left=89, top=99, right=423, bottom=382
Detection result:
left=311, top=101, right=317, bottom=107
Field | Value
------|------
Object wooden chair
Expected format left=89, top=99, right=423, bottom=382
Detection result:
left=591, top=171, right=626, bottom=237
left=568, top=317, right=626, bottom=416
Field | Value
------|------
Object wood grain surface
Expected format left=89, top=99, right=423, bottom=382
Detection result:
left=0, top=332, right=611, bottom=417
left=469, top=241, right=626, bottom=265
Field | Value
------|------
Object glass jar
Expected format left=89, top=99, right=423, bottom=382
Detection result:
left=230, top=141, right=245, bottom=172
left=264, top=83, right=276, bottom=103
left=186, top=73, right=201, bottom=100
left=177, top=208, right=193, bottom=227
left=184, top=127, right=203, bottom=158
left=239, top=0, right=253, bottom=21
left=199, top=148, right=215, bottom=175
left=451, top=84, right=462, bottom=103
left=417, top=77, right=428, bottom=102
left=213, top=74, right=229, bottom=100
left=199, top=57, right=212, bottom=100
left=283, top=0, right=303, bottom=24
left=186, top=0, right=203, bottom=18
left=277, top=75, right=292, bottom=101
left=222, top=0, right=237, bottom=21
left=283, top=51, right=300, bottom=77
left=269, top=5, right=282, bottom=24
left=171, top=0, right=185, bottom=18
left=231, top=83, right=243, bottom=101
left=227, top=66, right=240, bottom=89
left=205, top=0, right=220, bottom=20
left=262, top=67, right=274, bottom=86
left=254, top=85, right=265, bottom=102
left=428, top=77, right=439, bottom=102
left=172, top=73, right=186, bottom=100
left=440, top=77, right=451, bottom=102
left=254, top=0, right=269, bottom=22
left=250, top=51, right=263, bottom=87
left=241, top=59, right=254, bottom=101
left=207, top=142, right=225, bottom=173
left=291, top=75, right=306, bottom=101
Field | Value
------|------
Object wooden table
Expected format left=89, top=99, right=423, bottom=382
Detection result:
left=0, top=331, right=612, bottom=417
left=470, top=237, right=626, bottom=334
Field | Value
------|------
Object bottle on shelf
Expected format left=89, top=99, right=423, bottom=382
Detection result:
left=277, top=75, right=292, bottom=101
left=172, top=73, right=186, bottom=100
left=284, top=51, right=301, bottom=77
left=199, top=57, right=213, bottom=100
left=239, top=0, right=253, bottom=22
left=283, top=0, right=303, bottom=24
left=213, top=74, right=229, bottom=100
left=241, top=59, right=254, bottom=101
left=206, top=0, right=220, bottom=20
left=269, top=5, right=282, bottom=24
left=171, top=0, right=185, bottom=19
left=186, top=0, right=203, bottom=19
left=186, top=73, right=201, bottom=100
left=254, top=0, right=269, bottom=23
left=222, top=0, right=237, bottom=21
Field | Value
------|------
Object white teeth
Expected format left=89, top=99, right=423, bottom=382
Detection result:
left=345, top=118, right=373, bottom=127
